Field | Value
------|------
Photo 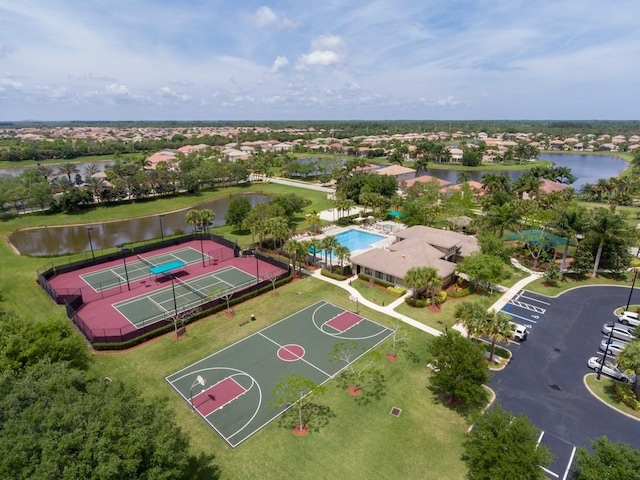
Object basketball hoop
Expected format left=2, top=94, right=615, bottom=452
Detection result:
left=349, top=295, right=357, bottom=302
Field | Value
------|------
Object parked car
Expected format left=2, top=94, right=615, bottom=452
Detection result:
left=599, top=339, right=628, bottom=356
left=601, top=323, right=636, bottom=342
left=587, top=356, right=636, bottom=383
left=617, top=310, right=640, bottom=327
left=509, top=321, right=528, bottom=342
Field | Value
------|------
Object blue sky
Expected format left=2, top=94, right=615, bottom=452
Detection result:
left=1, top=0, right=639, bottom=121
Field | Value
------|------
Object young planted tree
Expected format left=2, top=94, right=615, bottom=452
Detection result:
left=329, top=340, right=385, bottom=404
left=270, top=374, right=330, bottom=433
left=464, top=404, right=552, bottom=480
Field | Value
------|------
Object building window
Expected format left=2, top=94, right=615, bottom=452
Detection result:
left=385, top=274, right=395, bottom=283
left=375, top=271, right=384, bottom=280
left=364, top=268, right=373, bottom=276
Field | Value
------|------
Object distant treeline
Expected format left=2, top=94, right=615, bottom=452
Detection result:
left=1, top=120, right=640, bottom=136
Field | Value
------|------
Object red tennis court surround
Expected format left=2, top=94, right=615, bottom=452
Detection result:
left=193, top=377, right=246, bottom=416
left=277, top=344, right=305, bottom=361
left=326, top=311, right=364, bottom=333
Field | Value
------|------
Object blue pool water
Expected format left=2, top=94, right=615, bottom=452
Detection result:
left=311, top=229, right=385, bottom=258
left=335, top=229, right=385, bottom=251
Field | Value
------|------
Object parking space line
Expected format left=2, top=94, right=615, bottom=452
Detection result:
left=542, top=466, right=560, bottom=478
left=562, top=447, right=576, bottom=480
left=501, top=307, right=537, bottom=324
left=518, top=292, right=551, bottom=305
left=508, top=299, right=546, bottom=314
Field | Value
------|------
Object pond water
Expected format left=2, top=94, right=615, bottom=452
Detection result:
left=9, top=193, right=269, bottom=256
left=0, top=160, right=114, bottom=178
left=423, top=153, right=627, bottom=190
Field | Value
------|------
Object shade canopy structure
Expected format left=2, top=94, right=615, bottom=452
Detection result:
left=505, top=229, right=568, bottom=249
left=387, top=210, right=405, bottom=218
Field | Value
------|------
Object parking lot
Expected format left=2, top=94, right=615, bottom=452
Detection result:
left=491, top=285, right=640, bottom=479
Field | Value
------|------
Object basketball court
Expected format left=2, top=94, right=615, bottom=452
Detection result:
left=166, top=301, right=393, bottom=447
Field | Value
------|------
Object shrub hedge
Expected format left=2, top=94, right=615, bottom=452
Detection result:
left=321, top=268, right=349, bottom=281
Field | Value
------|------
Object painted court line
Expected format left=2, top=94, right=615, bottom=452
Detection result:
left=194, top=377, right=247, bottom=416
left=257, top=331, right=332, bottom=378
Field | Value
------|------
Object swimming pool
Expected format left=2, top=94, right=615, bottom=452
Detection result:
left=311, top=228, right=385, bottom=259
left=334, top=229, right=385, bottom=252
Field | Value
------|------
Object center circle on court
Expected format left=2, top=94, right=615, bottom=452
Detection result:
left=277, top=344, right=305, bottom=362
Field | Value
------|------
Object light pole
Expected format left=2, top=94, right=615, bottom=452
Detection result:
left=597, top=326, right=615, bottom=381
left=626, top=267, right=638, bottom=311
left=86, top=227, right=95, bottom=262
left=170, top=276, right=178, bottom=318
left=190, top=375, right=206, bottom=411
left=116, top=243, right=131, bottom=291
left=158, top=214, right=165, bottom=244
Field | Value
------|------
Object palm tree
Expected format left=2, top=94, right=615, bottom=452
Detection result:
left=424, top=267, right=443, bottom=306
left=36, top=165, right=55, bottom=181
left=321, top=235, right=340, bottom=269
left=334, top=245, right=351, bottom=272
left=553, top=207, right=590, bottom=273
left=481, top=173, right=511, bottom=194
left=484, top=202, right=522, bottom=237
left=589, top=208, right=629, bottom=277
left=185, top=209, right=201, bottom=234
left=57, top=162, right=80, bottom=182
left=266, top=216, right=289, bottom=251
left=617, top=340, right=640, bottom=400
left=84, top=176, right=105, bottom=202
left=305, top=210, right=322, bottom=234
left=307, top=238, right=322, bottom=266
left=199, top=209, right=215, bottom=234
left=484, top=310, right=514, bottom=362
left=283, top=239, right=299, bottom=271
left=404, top=266, right=429, bottom=300
left=295, top=241, right=309, bottom=273
left=454, top=301, right=487, bottom=339
left=83, top=163, right=101, bottom=179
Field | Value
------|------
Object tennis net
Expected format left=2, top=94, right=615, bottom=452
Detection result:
left=136, top=254, right=156, bottom=268
left=173, top=276, right=208, bottom=300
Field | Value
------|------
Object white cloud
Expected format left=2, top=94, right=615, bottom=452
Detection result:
left=247, top=6, right=295, bottom=29
left=296, top=35, right=347, bottom=70
left=270, top=56, right=289, bottom=73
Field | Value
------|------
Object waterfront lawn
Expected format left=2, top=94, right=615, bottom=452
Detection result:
left=90, top=278, right=469, bottom=480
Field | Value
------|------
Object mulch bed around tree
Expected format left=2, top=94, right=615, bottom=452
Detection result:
left=386, top=353, right=398, bottom=362
left=292, top=424, right=309, bottom=436
left=224, top=310, right=235, bottom=317
left=347, top=386, right=362, bottom=396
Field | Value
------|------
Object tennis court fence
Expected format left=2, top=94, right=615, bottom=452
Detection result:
left=67, top=266, right=291, bottom=345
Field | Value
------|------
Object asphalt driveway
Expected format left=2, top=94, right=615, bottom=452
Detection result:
left=489, top=285, right=640, bottom=477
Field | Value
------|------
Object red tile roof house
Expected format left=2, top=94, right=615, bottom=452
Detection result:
left=350, top=225, right=479, bottom=288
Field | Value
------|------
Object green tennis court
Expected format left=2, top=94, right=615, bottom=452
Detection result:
left=166, top=301, right=393, bottom=447
left=81, top=247, right=209, bottom=292
left=113, top=266, right=256, bottom=327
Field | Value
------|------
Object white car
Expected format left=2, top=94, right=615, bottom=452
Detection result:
left=617, top=310, right=640, bottom=327
left=509, top=321, right=528, bottom=342
left=601, top=323, right=636, bottom=342
left=588, top=356, right=636, bottom=383
left=599, top=339, right=628, bottom=356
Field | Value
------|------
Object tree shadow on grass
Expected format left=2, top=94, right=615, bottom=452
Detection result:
left=277, top=402, right=336, bottom=433
left=185, top=452, right=221, bottom=480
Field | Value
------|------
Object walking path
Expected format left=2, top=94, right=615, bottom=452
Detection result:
left=310, top=257, right=543, bottom=338
left=268, top=177, right=336, bottom=193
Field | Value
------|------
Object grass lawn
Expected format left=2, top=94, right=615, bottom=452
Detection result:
left=394, top=292, right=499, bottom=332
left=350, top=278, right=402, bottom=306
left=0, top=152, right=139, bottom=169
left=525, top=272, right=634, bottom=297
left=90, top=277, right=469, bottom=479
left=584, top=374, right=640, bottom=419
left=499, top=264, right=529, bottom=289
